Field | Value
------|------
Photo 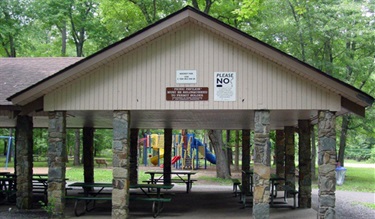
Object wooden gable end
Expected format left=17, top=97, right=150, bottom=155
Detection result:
left=44, top=23, right=340, bottom=112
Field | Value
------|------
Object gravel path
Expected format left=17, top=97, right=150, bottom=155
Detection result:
left=312, top=189, right=375, bottom=219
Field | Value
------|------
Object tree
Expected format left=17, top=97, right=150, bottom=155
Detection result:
left=74, top=129, right=81, bottom=166
left=0, top=0, right=31, bottom=57
left=208, top=130, right=231, bottom=178
left=33, top=0, right=71, bottom=56
left=238, top=0, right=375, bottom=165
left=68, top=0, right=99, bottom=57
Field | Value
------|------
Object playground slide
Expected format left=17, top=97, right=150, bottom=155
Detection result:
left=160, top=155, right=181, bottom=168
left=195, top=139, right=216, bottom=164
left=150, top=154, right=164, bottom=165
left=171, top=155, right=181, bottom=164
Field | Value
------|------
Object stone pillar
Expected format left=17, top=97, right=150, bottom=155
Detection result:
left=47, top=111, right=67, bottom=217
left=129, top=129, right=139, bottom=185
left=253, top=110, right=270, bottom=219
left=318, top=111, right=336, bottom=219
left=284, top=126, right=295, bottom=195
left=275, top=129, right=285, bottom=190
left=15, top=115, right=33, bottom=209
left=112, top=111, right=130, bottom=218
left=298, top=120, right=311, bottom=208
left=241, top=129, right=251, bottom=196
left=163, top=129, right=172, bottom=185
left=83, top=127, right=94, bottom=184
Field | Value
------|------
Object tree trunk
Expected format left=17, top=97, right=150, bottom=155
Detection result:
left=74, top=129, right=80, bottom=166
left=60, top=22, right=67, bottom=56
left=191, top=0, right=213, bottom=14
left=338, top=115, right=351, bottom=167
left=226, top=130, right=233, bottom=165
left=208, top=130, right=231, bottom=179
left=234, top=130, right=239, bottom=171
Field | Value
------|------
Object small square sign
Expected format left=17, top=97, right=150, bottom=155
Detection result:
left=176, top=70, right=197, bottom=84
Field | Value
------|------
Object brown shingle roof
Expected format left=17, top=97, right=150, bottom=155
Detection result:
left=0, top=57, right=82, bottom=106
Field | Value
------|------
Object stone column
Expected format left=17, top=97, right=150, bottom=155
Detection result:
left=253, top=110, right=270, bottom=219
left=242, top=129, right=251, bottom=196
left=47, top=111, right=67, bottom=217
left=163, top=129, right=172, bottom=185
left=318, top=111, right=336, bottom=219
left=129, top=129, right=139, bottom=185
left=284, top=126, right=295, bottom=195
left=298, top=120, right=311, bottom=208
left=15, top=115, right=33, bottom=209
left=275, top=129, right=285, bottom=190
left=112, top=111, right=130, bottom=218
left=83, top=127, right=94, bottom=185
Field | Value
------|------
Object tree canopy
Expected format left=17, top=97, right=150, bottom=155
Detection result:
left=1, top=0, right=374, bottom=163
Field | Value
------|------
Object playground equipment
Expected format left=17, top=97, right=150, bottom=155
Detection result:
left=0, top=136, right=14, bottom=169
left=142, top=132, right=216, bottom=169
left=182, top=133, right=216, bottom=169
left=148, top=134, right=165, bottom=166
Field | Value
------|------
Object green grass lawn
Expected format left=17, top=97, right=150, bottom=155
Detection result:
left=1, top=156, right=374, bottom=193
left=334, top=166, right=375, bottom=193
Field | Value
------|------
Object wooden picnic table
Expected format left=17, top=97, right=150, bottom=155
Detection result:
left=0, top=173, right=16, bottom=203
left=33, top=173, right=48, bottom=178
left=129, top=183, right=174, bottom=218
left=66, top=182, right=113, bottom=216
left=269, top=175, right=287, bottom=206
left=0, top=172, right=10, bottom=177
left=66, top=182, right=173, bottom=217
left=144, top=170, right=197, bottom=193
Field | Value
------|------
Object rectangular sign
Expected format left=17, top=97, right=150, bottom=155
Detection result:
left=214, top=72, right=236, bottom=101
left=166, top=87, right=208, bottom=101
left=176, top=70, right=197, bottom=84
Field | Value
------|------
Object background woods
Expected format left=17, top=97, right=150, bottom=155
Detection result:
left=1, top=0, right=374, bottom=166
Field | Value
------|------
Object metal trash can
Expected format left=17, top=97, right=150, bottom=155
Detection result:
left=335, top=166, right=347, bottom=186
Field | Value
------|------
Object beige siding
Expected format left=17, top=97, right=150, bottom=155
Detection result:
left=44, top=24, right=341, bottom=111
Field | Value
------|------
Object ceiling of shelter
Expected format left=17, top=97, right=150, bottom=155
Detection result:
left=26, top=109, right=318, bottom=130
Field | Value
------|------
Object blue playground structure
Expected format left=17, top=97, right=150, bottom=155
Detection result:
left=0, top=136, right=14, bottom=169
left=141, top=132, right=216, bottom=169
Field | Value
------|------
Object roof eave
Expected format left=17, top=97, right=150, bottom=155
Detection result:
left=7, top=6, right=374, bottom=111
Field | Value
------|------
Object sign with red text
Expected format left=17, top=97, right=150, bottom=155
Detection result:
left=166, top=87, right=208, bottom=101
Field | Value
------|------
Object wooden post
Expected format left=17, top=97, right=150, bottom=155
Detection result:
left=164, top=128, right=172, bottom=185
left=241, top=129, right=251, bottom=197
left=130, top=128, right=139, bottom=185
left=298, top=120, right=311, bottom=208
left=83, top=127, right=94, bottom=184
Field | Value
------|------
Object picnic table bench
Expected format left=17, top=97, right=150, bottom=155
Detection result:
left=130, top=183, right=174, bottom=218
left=95, top=158, right=108, bottom=168
left=66, top=182, right=173, bottom=217
left=0, top=173, right=16, bottom=204
left=66, top=182, right=113, bottom=216
left=144, top=171, right=197, bottom=193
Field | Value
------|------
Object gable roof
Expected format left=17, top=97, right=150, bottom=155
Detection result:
left=6, top=6, right=374, bottom=116
left=0, top=57, right=82, bottom=107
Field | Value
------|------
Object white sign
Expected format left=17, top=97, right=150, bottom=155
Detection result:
left=214, top=72, right=236, bottom=101
left=176, top=70, right=197, bottom=84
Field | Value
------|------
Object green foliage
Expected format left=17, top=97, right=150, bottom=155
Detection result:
left=0, top=1, right=374, bottom=162
left=94, top=129, right=113, bottom=156
left=39, top=198, right=56, bottom=217
left=33, top=129, right=48, bottom=157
